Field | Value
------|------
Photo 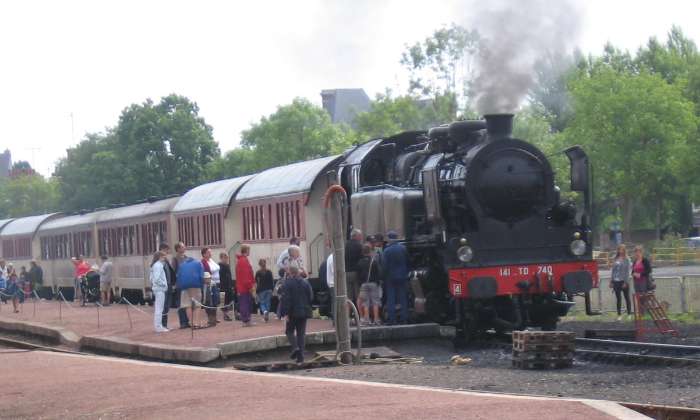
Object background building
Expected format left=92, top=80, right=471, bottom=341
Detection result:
left=0, top=150, right=11, bottom=178
left=320, top=88, right=371, bottom=127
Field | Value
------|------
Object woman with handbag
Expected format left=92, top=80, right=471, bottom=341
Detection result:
left=610, top=244, right=632, bottom=320
left=632, top=245, right=653, bottom=294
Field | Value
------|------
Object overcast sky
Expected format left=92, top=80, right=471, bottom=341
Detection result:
left=1, top=0, right=699, bottom=177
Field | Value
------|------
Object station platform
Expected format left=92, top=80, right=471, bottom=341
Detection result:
left=0, top=300, right=445, bottom=363
left=0, top=350, right=646, bottom=419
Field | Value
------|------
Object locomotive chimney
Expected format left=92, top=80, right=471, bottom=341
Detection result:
left=484, top=114, right=514, bottom=139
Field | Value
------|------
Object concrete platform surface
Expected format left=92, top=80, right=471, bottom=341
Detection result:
left=0, top=350, right=646, bottom=419
left=0, top=300, right=444, bottom=362
left=0, top=299, right=332, bottom=347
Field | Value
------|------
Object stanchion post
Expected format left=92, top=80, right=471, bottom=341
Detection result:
left=190, top=298, right=195, bottom=341
left=58, top=292, right=63, bottom=321
left=124, top=298, right=133, bottom=330
left=96, top=304, right=100, bottom=329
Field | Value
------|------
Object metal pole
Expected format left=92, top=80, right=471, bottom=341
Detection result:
left=327, top=187, right=352, bottom=364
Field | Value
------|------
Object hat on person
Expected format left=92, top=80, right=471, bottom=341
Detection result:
left=90, top=264, right=99, bottom=271
left=387, top=230, right=399, bottom=241
left=203, top=272, right=212, bottom=279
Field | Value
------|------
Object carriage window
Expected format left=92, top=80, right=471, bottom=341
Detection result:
left=275, top=200, right=302, bottom=240
left=242, top=204, right=271, bottom=241
left=177, top=213, right=223, bottom=247
left=2, top=239, right=15, bottom=259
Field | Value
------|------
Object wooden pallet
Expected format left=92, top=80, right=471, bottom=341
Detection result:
left=512, top=331, right=575, bottom=344
left=512, top=341, right=575, bottom=352
left=512, top=358, right=573, bottom=370
left=512, top=350, right=574, bottom=361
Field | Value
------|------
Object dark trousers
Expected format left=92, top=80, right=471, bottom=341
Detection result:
left=613, top=282, right=631, bottom=315
left=285, top=316, right=308, bottom=356
left=162, top=287, right=171, bottom=327
left=239, top=292, right=252, bottom=323
left=171, top=288, right=189, bottom=327
left=386, top=280, right=408, bottom=324
left=223, top=287, right=236, bottom=311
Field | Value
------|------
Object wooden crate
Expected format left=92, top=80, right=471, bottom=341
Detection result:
left=512, top=358, right=573, bottom=370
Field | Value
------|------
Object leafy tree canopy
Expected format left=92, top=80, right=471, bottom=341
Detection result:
left=0, top=174, right=59, bottom=218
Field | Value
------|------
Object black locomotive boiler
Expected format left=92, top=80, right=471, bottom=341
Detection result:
left=342, top=113, right=599, bottom=338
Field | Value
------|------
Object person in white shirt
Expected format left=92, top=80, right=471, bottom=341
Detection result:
left=326, top=254, right=335, bottom=324
left=201, top=247, right=221, bottom=326
left=150, top=251, right=169, bottom=333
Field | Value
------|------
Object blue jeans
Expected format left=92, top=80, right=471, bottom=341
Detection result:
left=210, top=285, right=221, bottom=307
left=386, top=280, right=408, bottom=324
left=258, top=289, right=272, bottom=313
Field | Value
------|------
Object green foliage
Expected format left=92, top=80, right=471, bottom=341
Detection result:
left=564, top=65, right=698, bottom=236
left=54, top=94, right=219, bottom=211
left=400, top=24, right=479, bottom=116
left=0, top=174, right=60, bottom=218
left=353, top=91, right=459, bottom=139
left=211, top=98, right=352, bottom=179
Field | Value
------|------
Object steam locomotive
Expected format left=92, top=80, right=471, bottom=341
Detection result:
left=343, top=113, right=599, bottom=338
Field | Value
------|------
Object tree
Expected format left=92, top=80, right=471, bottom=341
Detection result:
left=0, top=174, right=60, bottom=218
left=353, top=91, right=459, bottom=139
left=400, top=24, right=480, bottom=117
left=11, top=161, right=32, bottom=171
left=114, top=94, right=219, bottom=200
left=54, top=94, right=219, bottom=211
left=564, top=66, right=698, bottom=239
left=528, top=50, right=583, bottom=132
left=233, top=98, right=352, bottom=173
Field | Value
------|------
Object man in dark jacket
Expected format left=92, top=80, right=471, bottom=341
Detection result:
left=28, top=260, right=43, bottom=295
left=345, top=228, right=363, bottom=306
left=281, top=262, right=313, bottom=363
left=382, top=231, right=410, bottom=325
left=219, top=253, right=235, bottom=321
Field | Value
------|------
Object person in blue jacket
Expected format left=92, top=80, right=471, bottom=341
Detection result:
left=382, top=231, right=410, bottom=325
left=176, top=257, right=204, bottom=328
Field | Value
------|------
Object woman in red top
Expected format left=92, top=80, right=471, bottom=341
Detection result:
left=72, top=255, right=91, bottom=301
left=632, top=245, right=652, bottom=294
left=235, top=245, right=256, bottom=326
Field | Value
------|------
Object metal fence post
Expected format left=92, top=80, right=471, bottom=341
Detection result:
left=680, top=276, right=688, bottom=313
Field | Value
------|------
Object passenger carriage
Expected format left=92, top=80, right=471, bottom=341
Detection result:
left=95, top=197, right=179, bottom=303
left=37, top=211, right=103, bottom=299
left=0, top=214, right=61, bottom=297
left=232, top=156, right=341, bottom=284
left=172, top=175, right=253, bottom=261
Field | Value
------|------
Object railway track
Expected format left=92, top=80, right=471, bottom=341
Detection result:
left=574, top=338, right=700, bottom=367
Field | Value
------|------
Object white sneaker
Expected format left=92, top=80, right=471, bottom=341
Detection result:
left=155, top=327, right=169, bottom=333
left=616, top=316, right=622, bottom=321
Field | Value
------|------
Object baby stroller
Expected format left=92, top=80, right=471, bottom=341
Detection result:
left=80, top=270, right=101, bottom=306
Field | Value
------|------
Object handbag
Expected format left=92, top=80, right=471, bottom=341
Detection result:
left=646, top=274, right=656, bottom=291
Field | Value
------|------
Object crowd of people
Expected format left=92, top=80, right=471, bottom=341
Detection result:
left=321, top=229, right=410, bottom=327
left=0, top=259, right=43, bottom=313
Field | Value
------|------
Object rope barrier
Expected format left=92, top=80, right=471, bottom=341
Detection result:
left=119, top=297, right=153, bottom=317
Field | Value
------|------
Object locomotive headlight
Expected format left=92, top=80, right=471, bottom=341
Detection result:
left=570, top=239, right=586, bottom=256
left=457, top=245, right=474, bottom=262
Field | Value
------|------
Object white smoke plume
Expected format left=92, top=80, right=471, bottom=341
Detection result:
left=468, top=0, right=582, bottom=115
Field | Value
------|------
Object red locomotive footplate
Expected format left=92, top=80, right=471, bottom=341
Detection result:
left=448, top=261, right=599, bottom=298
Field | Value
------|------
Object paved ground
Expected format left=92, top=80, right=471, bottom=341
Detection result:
left=0, top=299, right=332, bottom=348
left=0, top=350, right=644, bottom=419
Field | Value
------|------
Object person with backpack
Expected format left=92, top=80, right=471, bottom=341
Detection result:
left=357, top=244, right=382, bottom=325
